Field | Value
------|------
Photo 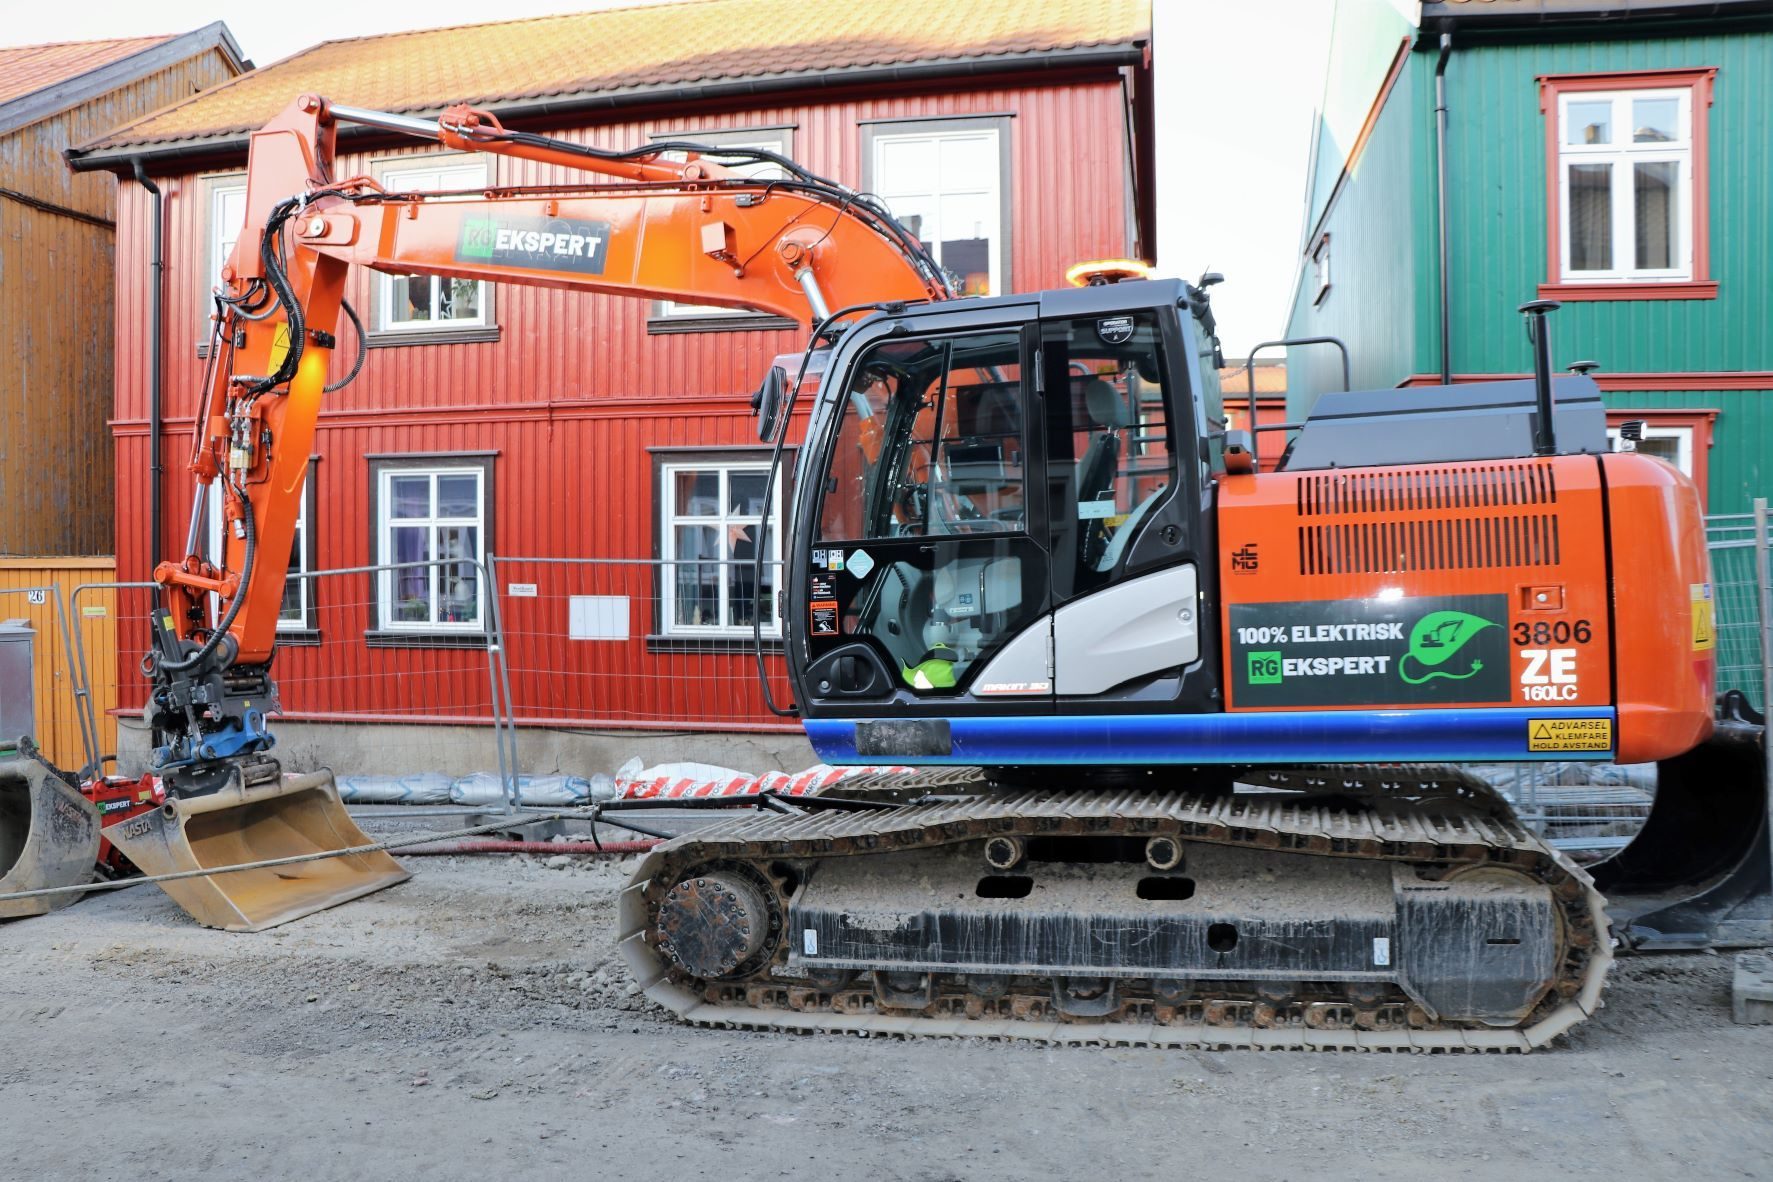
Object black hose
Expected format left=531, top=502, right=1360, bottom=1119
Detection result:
left=156, top=479, right=255, bottom=674
left=324, top=298, right=365, bottom=393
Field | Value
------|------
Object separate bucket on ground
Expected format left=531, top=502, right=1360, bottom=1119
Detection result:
left=0, top=747, right=101, bottom=920
left=103, top=767, right=410, bottom=932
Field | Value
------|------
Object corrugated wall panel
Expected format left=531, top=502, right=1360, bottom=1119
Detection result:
left=0, top=556, right=117, bottom=768
left=1444, top=29, right=1773, bottom=375
left=1604, top=388, right=1772, bottom=514
left=111, top=73, right=1136, bottom=727
left=0, top=46, right=241, bottom=556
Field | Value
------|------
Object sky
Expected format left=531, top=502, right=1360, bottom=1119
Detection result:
left=2, top=0, right=1337, bottom=355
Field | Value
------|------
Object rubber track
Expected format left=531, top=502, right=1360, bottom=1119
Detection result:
left=617, top=768, right=1611, bottom=1051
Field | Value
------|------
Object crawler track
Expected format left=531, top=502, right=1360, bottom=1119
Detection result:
left=617, top=767, right=1610, bottom=1051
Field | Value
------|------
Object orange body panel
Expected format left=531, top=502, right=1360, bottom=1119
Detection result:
left=1215, top=453, right=1715, bottom=764
left=1602, top=452, right=1716, bottom=762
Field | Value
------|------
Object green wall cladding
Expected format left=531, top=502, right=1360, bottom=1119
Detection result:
left=1605, top=389, right=1770, bottom=515
left=1285, top=59, right=1425, bottom=416
left=1438, top=28, right=1773, bottom=376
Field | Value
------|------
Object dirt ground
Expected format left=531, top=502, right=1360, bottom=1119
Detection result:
left=3, top=840, right=1771, bottom=1182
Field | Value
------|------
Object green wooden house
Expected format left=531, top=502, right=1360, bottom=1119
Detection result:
left=1284, top=0, right=1771, bottom=513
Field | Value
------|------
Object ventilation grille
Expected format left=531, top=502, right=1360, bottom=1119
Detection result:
left=1296, top=464, right=1557, bottom=517
left=1298, top=514, right=1562, bottom=575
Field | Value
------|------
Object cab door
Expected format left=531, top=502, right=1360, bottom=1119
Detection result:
left=797, top=317, right=1054, bottom=714
left=1039, top=308, right=1206, bottom=704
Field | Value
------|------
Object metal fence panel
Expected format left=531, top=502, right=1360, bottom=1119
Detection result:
left=491, top=556, right=797, bottom=732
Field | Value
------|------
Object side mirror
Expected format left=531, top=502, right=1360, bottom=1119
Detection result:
left=753, top=365, right=786, bottom=443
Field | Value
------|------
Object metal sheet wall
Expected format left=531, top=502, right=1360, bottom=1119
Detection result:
left=110, top=72, right=1138, bottom=726
left=0, top=47, right=240, bottom=556
left=0, top=556, right=118, bottom=769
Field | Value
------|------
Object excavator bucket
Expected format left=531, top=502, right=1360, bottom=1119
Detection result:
left=103, top=768, right=410, bottom=932
left=1594, top=713, right=1772, bottom=949
left=0, top=747, right=102, bottom=920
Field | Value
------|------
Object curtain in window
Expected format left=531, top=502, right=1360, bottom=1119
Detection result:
left=1568, top=163, right=1612, bottom=271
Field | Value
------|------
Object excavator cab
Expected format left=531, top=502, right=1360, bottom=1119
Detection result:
left=788, top=279, right=1216, bottom=720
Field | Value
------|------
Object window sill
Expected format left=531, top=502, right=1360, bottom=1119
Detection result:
left=273, top=628, right=322, bottom=647
left=646, top=632, right=784, bottom=654
left=198, top=325, right=504, bottom=357
left=364, top=629, right=490, bottom=649
left=646, top=315, right=798, bottom=335
left=1537, top=280, right=1718, bottom=302
left=366, top=326, right=502, bottom=348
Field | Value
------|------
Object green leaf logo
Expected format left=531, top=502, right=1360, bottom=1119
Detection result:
left=1400, top=610, right=1497, bottom=684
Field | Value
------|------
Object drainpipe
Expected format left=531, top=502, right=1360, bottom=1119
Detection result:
left=1434, top=33, right=1454, bottom=385
left=131, top=160, right=165, bottom=574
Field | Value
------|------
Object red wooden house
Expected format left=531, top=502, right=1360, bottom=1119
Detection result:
left=68, top=0, right=1154, bottom=752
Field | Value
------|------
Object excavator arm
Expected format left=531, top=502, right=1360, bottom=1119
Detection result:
left=151, top=94, right=947, bottom=782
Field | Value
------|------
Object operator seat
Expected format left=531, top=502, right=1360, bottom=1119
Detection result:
left=1076, top=377, right=1130, bottom=568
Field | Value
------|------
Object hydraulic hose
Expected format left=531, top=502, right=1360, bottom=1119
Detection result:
left=155, top=479, right=255, bottom=674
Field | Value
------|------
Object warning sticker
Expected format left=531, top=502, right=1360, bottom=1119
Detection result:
left=1527, top=717, right=1613, bottom=753
left=1691, top=583, right=1716, bottom=651
left=810, top=599, right=839, bottom=636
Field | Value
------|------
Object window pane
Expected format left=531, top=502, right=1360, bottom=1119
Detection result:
left=392, top=527, right=432, bottom=622
left=436, top=474, right=478, bottom=518
left=673, top=525, right=719, bottom=626
left=1568, top=163, right=1613, bottom=271
left=726, top=549, right=761, bottom=628
left=1634, top=161, right=1678, bottom=270
left=392, top=275, right=433, bottom=322
left=876, top=138, right=938, bottom=194
left=1632, top=98, right=1680, bottom=143
left=280, top=531, right=303, bottom=622
left=448, top=278, right=480, bottom=321
left=438, top=526, right=479, bottom=623
left=730, top=471, right=768, bottom=517
left=673, top=470, right=720, bottom=516
left=1566, top=100, right=1612, bottom=145
left=390, top=475, right=431, bottom=519
left=938, top=134, right=995, bottom=192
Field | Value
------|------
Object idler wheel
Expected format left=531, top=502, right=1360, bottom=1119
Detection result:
left=656, top=869, right=776, bottom=980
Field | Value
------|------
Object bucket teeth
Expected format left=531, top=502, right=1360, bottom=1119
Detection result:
left=103, top=768, right=410, bottom=932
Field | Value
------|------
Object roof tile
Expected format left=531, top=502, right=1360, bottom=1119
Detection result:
left=0, top=34, right=173, bottom=106
left=86, top=0, right=1147, bottom=151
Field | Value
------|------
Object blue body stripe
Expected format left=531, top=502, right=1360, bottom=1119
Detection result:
left=804, top=707, right=1617, bottom=766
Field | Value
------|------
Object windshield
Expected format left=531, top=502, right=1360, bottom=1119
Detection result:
left=817, top=330, right=1026, bottom=543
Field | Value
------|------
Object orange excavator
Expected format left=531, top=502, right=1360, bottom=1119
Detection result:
left=1, top=95, right=1764, bottom=1049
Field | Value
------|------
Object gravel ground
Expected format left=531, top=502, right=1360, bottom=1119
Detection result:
left=2, top=844, right=1771, bottom=1182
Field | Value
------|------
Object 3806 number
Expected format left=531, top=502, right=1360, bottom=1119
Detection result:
left=1512, top=619, right=1592, bottom=646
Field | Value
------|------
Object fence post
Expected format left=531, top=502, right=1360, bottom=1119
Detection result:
left=1755, top=498, right=1772, bottom=893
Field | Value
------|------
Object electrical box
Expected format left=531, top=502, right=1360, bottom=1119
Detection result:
left=0, top=622, right=35, bottom=742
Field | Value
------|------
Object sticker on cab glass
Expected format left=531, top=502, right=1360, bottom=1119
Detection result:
left=810, top=600, right=839, bottom=636
left=846, top=549, right=874, bottom=579
left=1691, top=583, right=1716, bottom=651
left=1526, top=717, right=1612, bottom=753
left=810, top=574, right=835, bottom=600
left=1096, top=315, right=1135, bottom=345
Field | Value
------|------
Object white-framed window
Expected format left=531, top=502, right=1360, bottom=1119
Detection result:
left=660, top=460, right=782, bottom=637
left=652, top=130, right=793, bottom=320
left=375, top=465, right=487, bottom=631
left=1557, top=88, right=1693, bottom=282
left=870, top=125, right=1005, bottom=297
left=206, top=473, right=312, bottom=632
left=1608, top=422, right=1693, bottom=476
left=210, top=181, right=247, bottom=293
left=376, top=159, right=490, bottom=332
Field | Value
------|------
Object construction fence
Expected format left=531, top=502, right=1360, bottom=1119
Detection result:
left=14, top=503, right=1772, bottom=845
